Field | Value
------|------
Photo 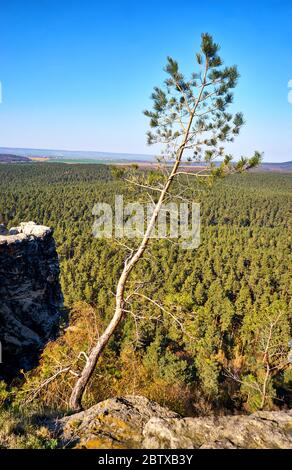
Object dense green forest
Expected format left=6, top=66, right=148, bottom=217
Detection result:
left=0, top=163, right=291, bottom=416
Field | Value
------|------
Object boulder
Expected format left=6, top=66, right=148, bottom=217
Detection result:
left=58, top=395, right=292, bottom=449
left=143, top=410, right=292, bottom=449
left=59, top=396, right=179, bottom=449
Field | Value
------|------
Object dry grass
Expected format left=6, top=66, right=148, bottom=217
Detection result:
left=0, top=408, right=58, bottom=449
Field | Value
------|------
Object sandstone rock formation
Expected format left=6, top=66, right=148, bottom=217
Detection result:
left=143, top=411, right=292, bottom=449
left=0, top=222, right=63, bottom=380
left=59, top=396, right=179, bottom=449
left=58, top=395, right=292, bottom=449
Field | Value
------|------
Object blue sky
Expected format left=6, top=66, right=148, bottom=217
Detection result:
left=0, top=0, right=291, bottom=161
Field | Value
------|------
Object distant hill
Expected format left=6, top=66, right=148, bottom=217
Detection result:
left=0, top=154, right=30, bottom=163
left=253, top=161, right=292, bottom=172
left=0, top=147, right=291, bottom=171
left=0, top=147, right=154, bottom=163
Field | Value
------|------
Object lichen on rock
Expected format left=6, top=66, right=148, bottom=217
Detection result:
left=59, top=396, right=179, bottom=449
left=57, top=395, right=292, bottom=449
left=143, top=410, right=292, bottom=449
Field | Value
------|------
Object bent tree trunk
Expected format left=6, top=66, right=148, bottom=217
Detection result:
left=69, top=161, right=184, bottom=409
left=69, top=131, right=194, bottom=410
left=68, top=57, right=209, bottom=409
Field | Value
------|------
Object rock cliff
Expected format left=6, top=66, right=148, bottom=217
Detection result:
left=0, top=221, right=63, bottom=380
left=59, top=395, right=292, bottom=449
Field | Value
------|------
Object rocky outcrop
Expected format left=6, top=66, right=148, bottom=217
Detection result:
left=0, top=222, right=63, bottom=380
left=143, top=410, right=292, bottom=449
left=58, top=396, right=292, bottom=449
left=59, top=396, right=179, bottom=449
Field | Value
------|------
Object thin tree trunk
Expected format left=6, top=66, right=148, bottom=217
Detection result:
left=69, top=152, right=187, bottom=409
left=69, top=71, right=208, bottom=410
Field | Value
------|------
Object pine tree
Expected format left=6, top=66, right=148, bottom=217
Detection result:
left=69, top=33, right=261, bottom=410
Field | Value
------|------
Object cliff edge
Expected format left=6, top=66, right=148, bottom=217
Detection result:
left=59, top=395, right=292, bottom=449
left=0, top=221, right=63, bottom=380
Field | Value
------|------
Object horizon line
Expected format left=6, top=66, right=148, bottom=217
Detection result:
left=0, top=146, right=291, bottom=165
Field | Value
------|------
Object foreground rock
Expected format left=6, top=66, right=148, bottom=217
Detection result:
left=60, top=396, right=179, bottom=448
left=0, top=222, right=63, bottom=380
left=59, top=396, right=292, bottom=449
left=143, top=410, right=292, bottom=449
